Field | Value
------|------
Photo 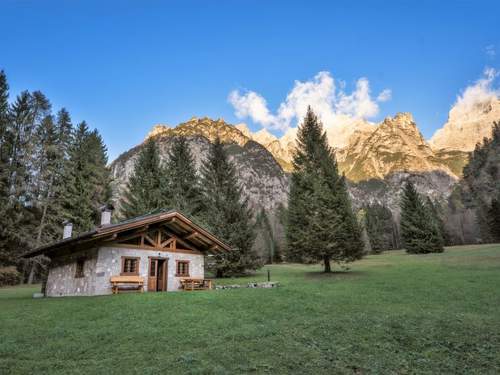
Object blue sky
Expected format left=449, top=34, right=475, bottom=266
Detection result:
left=1, top=0, right=499, bottom=160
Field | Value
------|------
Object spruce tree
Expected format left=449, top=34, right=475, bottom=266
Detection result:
left=26, top=110, right=75, bottom=283
left=425, top=197, right=448, bottom=246
left=60, top=122, right=111, bottom=233
left=460, top=122, right=500, bottom=243
left=163, top=137, right=203, bottom=217
left=364, top=203, right=395, bottom=253
left=0, top=70, right=8, bottom=160
left=0, top=70, right=13, bottom=266
left=286, top=107, right=363, bottom=272
left=487, top=193, right=500, bottom=242
left=120, top=138, right=165, bottom=219
left=400, top=181, right=444, bottom=254
left=200, top=137, right=259, bottom=276
left=255, top=208, right=281, bottom=264
left=0, top=89, right=50, bottom=267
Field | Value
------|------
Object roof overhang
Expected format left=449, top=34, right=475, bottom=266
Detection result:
left=23, top=211, right=232, bottom=258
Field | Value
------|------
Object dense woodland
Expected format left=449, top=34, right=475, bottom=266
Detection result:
left=0, top=71, right=110, bottom=285
left=0, top=69, right=499, bottom=285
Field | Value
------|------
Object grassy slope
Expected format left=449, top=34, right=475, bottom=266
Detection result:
left=1, top=245, right=500, bottom=374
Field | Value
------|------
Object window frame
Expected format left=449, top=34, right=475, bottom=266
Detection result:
left=75, top=258, right=85, bottom=278
left=121, top=256, right=140, bottom=276
left=176, top=260, right=190, bottom=277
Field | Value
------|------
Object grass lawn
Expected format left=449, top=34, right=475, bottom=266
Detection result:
left=1, top=244, right=500, bottom=374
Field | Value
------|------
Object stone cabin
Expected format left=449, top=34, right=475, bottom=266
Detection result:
left=24, top=208, right=231, bottom=297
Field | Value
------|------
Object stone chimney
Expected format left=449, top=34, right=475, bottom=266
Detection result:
left=62, top=220, right=73, bottom=239
left=100, top=204, right=114, bottom=226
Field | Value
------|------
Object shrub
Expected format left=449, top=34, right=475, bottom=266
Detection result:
left=0, top=266, right=21, bottom=286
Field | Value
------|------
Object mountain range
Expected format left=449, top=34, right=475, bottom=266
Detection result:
left=110, top=99, right=500, bottom=223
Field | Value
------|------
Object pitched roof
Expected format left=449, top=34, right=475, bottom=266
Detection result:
left=23, top=210, right=232, bottom=258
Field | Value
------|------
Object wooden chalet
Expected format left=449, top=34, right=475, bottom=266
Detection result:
left=24, top=209, right=231, bottom=297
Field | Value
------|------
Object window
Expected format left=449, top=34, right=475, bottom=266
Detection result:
left=75, top=258, right=85, bottom=278
left=176, top=260, right=190, bottom=277
left=121, top=257, right=140, bottom=275
left=150, top=259, right=157, bottom=277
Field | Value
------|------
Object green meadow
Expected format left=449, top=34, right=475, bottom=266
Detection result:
left=1, top=244, right=500, bottom=374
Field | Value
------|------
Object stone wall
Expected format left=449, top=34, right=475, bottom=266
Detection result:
left=46, top=246, right=205, bottom=297
left=45, top=248, right=99, bottom=297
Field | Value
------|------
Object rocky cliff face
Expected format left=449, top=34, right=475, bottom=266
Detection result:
left=429, top=98, right=500, bottom=152
left=337, top=113, right=457, bottom=181
left=238, top=111, right=467, bottom=181
left=111, top=115, right=462, bottom=217
left=111, top=118, right=289, bottom=214
left=349, top=170, right=458, bottom=220
left=236, top=123, right=294, bottom=171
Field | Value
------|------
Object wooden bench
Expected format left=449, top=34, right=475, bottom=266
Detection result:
left=110, top=275, right=144, bottom=294
left=180, top=278, right=213, bottom=291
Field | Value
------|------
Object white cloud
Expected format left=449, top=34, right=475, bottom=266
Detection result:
left=228, top=90, right=279, bottom=128
left=451, top=67, right=499, bottom=118
left=377, top=89, right=392, bottom=102
left=228, top=71, right=390, bottom=133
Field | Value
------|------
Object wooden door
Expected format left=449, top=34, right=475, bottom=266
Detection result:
left=157, top=260, right=168, bottom=291
left=148, top=258, right=158, bottom=291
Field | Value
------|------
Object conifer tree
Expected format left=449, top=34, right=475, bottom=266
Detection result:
left=26, top=110, right=75, bottom=283
left=120, top=138, right=165, bottom=219
left=0, top=89, right=50, bottom=267
left=163, top=137, right=203, bottom=217
left=55, top=109, right=73, bottom=158
left=60, top=122, right=111, bottom=233
left=460, top=122, right=500, bottom=243
left=286, top=107, right=363, bottom=272
left=0, top=70, right=8, bottom=160
left=34, top=108, right=74, bottom=244
left=364, top=203, right=396, bottom=253
left=400, top=181, right=444, bottom=254
left=487, top=193, right=500, bottom=242
left=255, top=208, right=281, bottom=263
left=200, top=137, right=259, bottom=276
left=0, top=70, right=13, bottom=266
left=425, top=197, right=448, bottom=246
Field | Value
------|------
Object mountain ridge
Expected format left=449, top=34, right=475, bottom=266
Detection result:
left=138, top=106, right=498, bottom=182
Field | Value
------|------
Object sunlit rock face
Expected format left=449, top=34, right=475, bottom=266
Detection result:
left=109, top=113, right=483, bottom=246
left=337, top=113, right=458, bottom=182
left=429, top=98, right=500, bottom=152
left=238, top=107, right=493, bottom=180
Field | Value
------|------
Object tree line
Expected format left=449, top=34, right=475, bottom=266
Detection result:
left=459, top=122, right=500, bottom=243
left=0, top=70, right=110, bottom=284
left=285, top=107, right=449, bottom=263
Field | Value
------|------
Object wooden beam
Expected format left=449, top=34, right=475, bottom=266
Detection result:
left=161, top=227, right=198, bottom=251
left=208, top=244, right=219, bottom=253
left=102, top=233, right=118, bottom=242
left=144, top=234, right=156, bottom=247
left=160, top=237, right=175, bottom=248
left=184, top=232, right=198, bottom=241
